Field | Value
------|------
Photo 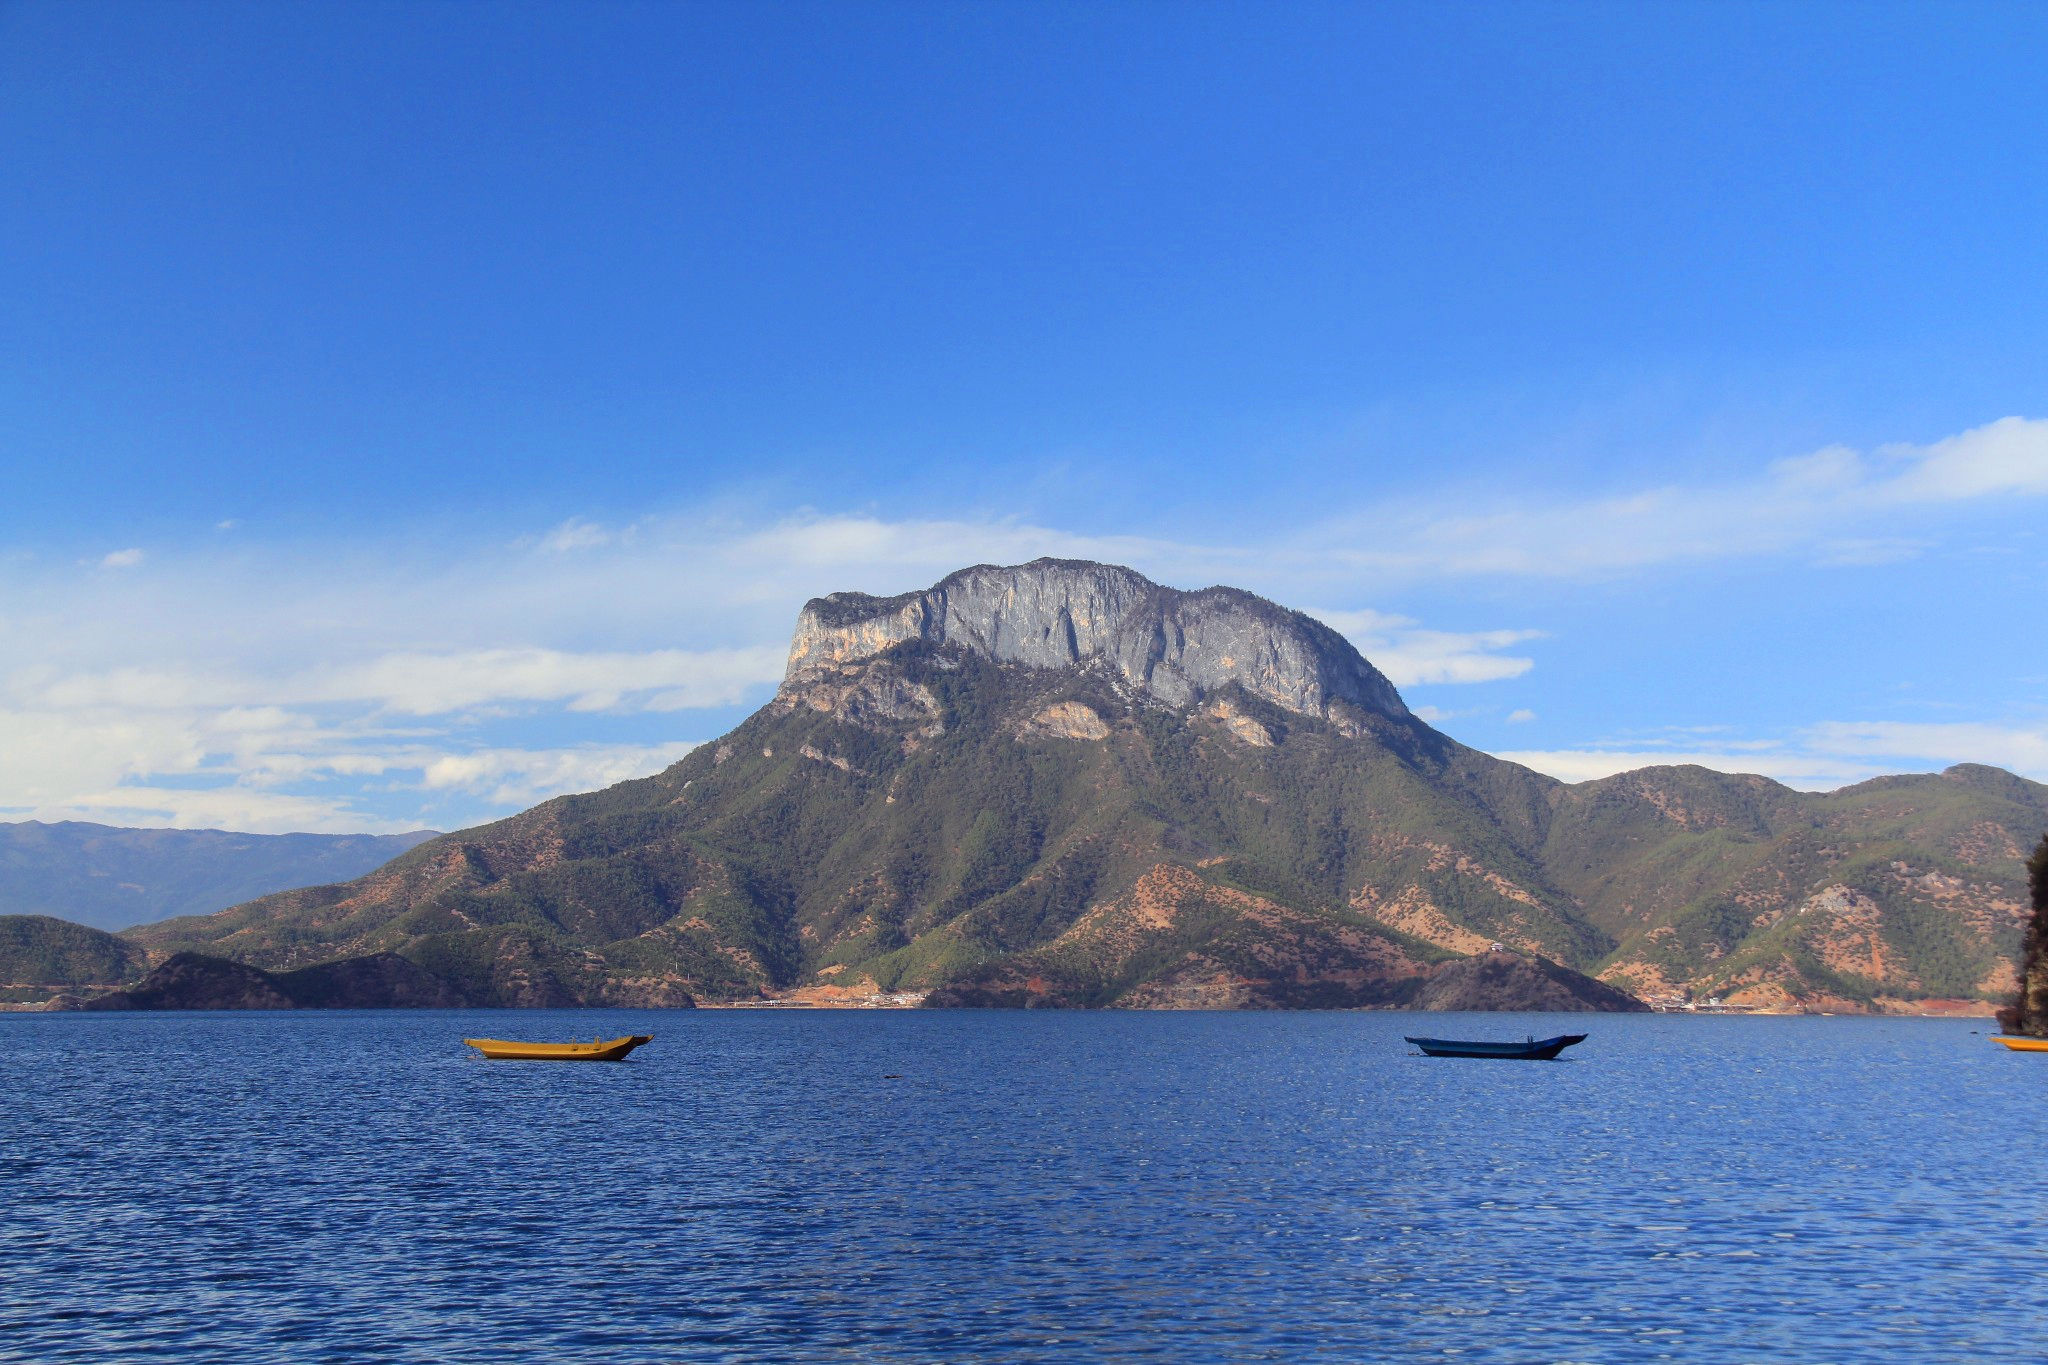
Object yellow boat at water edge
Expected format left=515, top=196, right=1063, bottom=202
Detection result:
left=463, top=1034, right=653, bottom=1061
left=1991, top=1036, right=2048, bottom=1052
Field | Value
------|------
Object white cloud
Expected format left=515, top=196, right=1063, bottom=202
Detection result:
left=20, top=647, right=788, bottom=717
left=1307, top=415, right=2048, bottom=581
left=725, top=514, right=1210, bottom=584
left=420, top=742, right=698, bottom=807
left=1804, top=720, right=2048, bottom=775
left=1875, top=415, right=2048, bottom=502
left=310, top=646, right=786, bottom=715
left=1311, top=608, right=1539, bottom=685
left=538, top=517, right=615, bottom=552
left=1811, top=538, right=1929, bottom=567
left=99, top=548, right=144, bottom=568
left=1495, top=748, right=1885, bottom=790
left=0, top=707, right=215, bottom=809
left=24, top=785, right=426, bottom=836
left=1497, top=717, right=2048, bottom=790
left=0, top=689, right=702, bottom=832
left=1506, top=708, right=1536, bottom=724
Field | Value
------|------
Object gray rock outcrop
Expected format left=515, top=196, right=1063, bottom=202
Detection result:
left=782, top=559, right=1408, bottom=725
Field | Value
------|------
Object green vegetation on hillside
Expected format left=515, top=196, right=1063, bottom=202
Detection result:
left=0, top=914, right=149, bottom=993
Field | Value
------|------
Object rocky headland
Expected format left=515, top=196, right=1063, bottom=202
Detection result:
left=62, top=951, right=474, bottom=1011
left=1410, top=952, right=1650, bottom=1013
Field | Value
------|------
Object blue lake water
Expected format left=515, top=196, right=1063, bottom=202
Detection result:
left=2, top=1010, right=2042, bottom=1362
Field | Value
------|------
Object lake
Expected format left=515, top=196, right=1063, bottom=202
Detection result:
left=2, top=1010, right=2040, bottom=1362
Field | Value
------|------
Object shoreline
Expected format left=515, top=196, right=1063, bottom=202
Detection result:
left=2, top=997, right=2001, bottom=1017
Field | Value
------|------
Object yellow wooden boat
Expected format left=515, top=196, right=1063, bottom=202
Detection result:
left=1992, top=1035, right=2048, bottom=1052
left=463, top=1034, right=653, bottom=1061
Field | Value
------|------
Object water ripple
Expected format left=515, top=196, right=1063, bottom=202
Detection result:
left=2, top=1011, right=2042, bottom=1361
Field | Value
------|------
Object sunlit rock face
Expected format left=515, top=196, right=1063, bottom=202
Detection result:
left=781, top=558, right=1408, bottom=723
left=1018, top=701, right=1112, bottom=742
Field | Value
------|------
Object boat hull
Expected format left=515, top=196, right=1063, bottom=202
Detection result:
left=1992, top=1035, right=2048, bottom=1052
left=1404, top=1033, right=1586, bottom=1060
left=463, top=1034, right=653, bottom=1061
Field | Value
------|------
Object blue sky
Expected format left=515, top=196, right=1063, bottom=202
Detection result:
left=3, top=1, right=2045, bottom=833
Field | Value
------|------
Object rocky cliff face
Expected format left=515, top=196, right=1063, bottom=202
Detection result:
left=784, top=559, right=1408, bottom=726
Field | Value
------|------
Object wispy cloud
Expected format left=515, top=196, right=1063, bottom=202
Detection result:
left=1309, top=608, right=1539, bottom=685
left=312, top=646, right=784, bottom=715
left=1309, top=414, right=2048, bottom=581
left=1497, top=717, right=2048, bottom=790
left=1874, top=416, right=2048, bottom=502
left=1494, top=747, right=1885, bottom=789
left=22, top=648, right=782, bottom=716
left=1803, top=720, right=2048, bottom=776
left=420, top=743, right=701, bottom=807
left=537, top=517, right=616, bottom=553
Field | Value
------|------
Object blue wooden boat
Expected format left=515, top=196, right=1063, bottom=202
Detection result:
left=1404, top=1033, right=1586, bottom=1060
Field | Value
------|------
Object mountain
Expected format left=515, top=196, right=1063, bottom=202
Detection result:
left=1409, top=953, right=1649, bottom=1013
left=1546, top=762, right=2045, bottom=1010
left=0, top=915, right=149, bottom=1003
left=61, top=951, right=466, bottom=1011
left=0, top=821, right=439, bottom=931
left=124, top=560, right=2048, bottom=1013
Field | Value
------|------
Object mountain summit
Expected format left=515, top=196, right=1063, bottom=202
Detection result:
left=124, top=561, right=2046, bottom=1013
left=785, top=559, right=1408, bottom=724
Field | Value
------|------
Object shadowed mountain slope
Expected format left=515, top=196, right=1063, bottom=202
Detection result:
left=124, top=560, right=2047, bottom=1013
left=66, top=951, right=465, bottom=1011
left=1410, top=953, right=1649, bottom=1013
